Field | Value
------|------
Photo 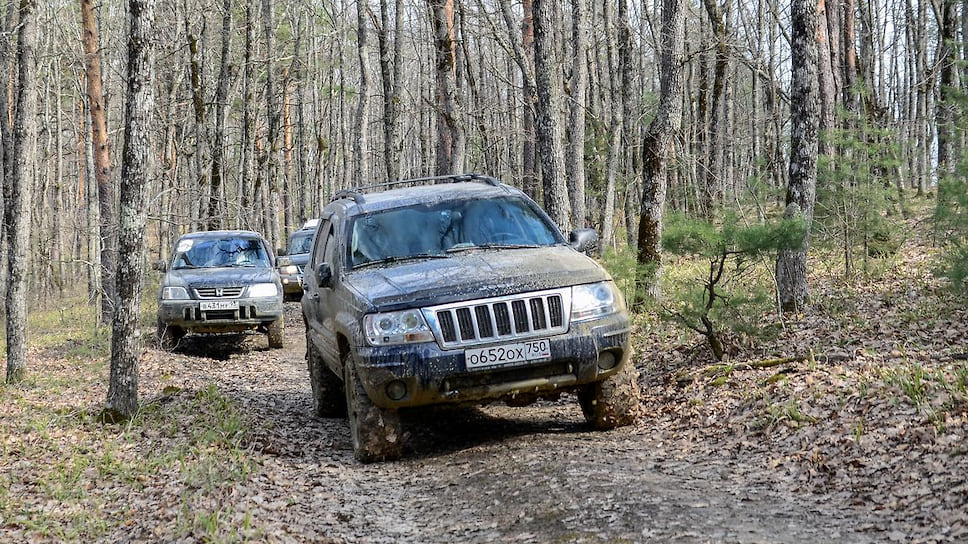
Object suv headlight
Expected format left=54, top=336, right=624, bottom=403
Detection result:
left=364, top=310, right=434, bottom=346
left=247, top=283, right=279, bottom=297
left=280, top=265, right=299, bottom=275
left=161, top=286, right=189, bottom=300
left=571, top=281, right=623, bottom=321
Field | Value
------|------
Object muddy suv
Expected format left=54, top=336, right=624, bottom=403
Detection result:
left=156, top=230, right=285, bottom=349
left=301, top=174, right=639, bottom=462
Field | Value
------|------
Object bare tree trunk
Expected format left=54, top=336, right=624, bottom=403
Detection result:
left=601, top=0, right=623, bottom=247
left=701, top=0, right=729, bottom=215
left=533, top=0, right=569, bottom=229
left=637, top=0, right=685, bottom=296
left=240, top=0, right=255, bottom=228
left=566, top=0, right=587, bottom=227
left=0, top=0, right=15, bottom=306
left=80, top=0, right=116, bottom=323
left=843, top=0, right=859, bottom=112
left=106, top=0, right=155, bottom=418
left=353, top=0, right=370, bottom=182
left=263, top=0, right=281, bottom=247
left=209, top=0, right=231, bottom=229
left=936, top=0, right=958, bottom=176
left=5, top=0, right=37, bottom=384
left=816, top=0, right=836, bottom=159
left=377, top=0, right=404, bottom=181
left=184, top=4, right=207, bottom=228
left=498, top=0, right=538, bottom=198
left=776, top=0, right=820, bottom=313
left=430, top=0, right=464, bottom=175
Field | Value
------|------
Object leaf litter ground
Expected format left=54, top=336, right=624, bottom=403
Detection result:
left=1, top=243, right=966, bottom=543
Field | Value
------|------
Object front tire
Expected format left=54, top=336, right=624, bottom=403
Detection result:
left=308, top=339, right=346, bottom=417
left=267, top=317, right=284, bottom=349
left=578, top=361, right=641, bottom=430
left=343, top=352, right=403, bottom=463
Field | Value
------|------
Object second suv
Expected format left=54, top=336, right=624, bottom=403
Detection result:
left=156, top=230, right=285, bottom=349
left=301, top=175, right=640, bottom=462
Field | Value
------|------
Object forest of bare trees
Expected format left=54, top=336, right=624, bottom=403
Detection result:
left=2, top=0, right=967, bottom=383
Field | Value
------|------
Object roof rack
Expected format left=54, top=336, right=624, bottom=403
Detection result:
left=330, top=173, right=503, bottom=204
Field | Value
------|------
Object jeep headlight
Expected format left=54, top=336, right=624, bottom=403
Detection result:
left=364, top=310, right=434, bottom=346
left=161, top=286, right=189, bottom=300
left=247, top=283, right=279, bottom=297
left=280, top=265, right=299, bottom=275
left=571, top=281, right=623, bottom=321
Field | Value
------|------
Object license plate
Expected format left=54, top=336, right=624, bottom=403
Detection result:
left=199, top=300, right=239, bottom=311
left=464, top=339, right=551, bottom=370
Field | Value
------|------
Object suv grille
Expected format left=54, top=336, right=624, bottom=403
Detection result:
left=427, top=288, right=570, bottom=349
left=194, top=287, right=244, bottom=299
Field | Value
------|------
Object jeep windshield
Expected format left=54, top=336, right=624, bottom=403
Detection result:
left=348, top=196, right=562, bottom=269
left=171, top=237, right=271, bottom=270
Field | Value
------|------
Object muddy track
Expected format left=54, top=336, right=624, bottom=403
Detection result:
left=143, top=302, right=886, bottom=544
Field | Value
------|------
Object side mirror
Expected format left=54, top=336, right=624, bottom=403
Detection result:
left=152, top=260, right=168, bottom=272
left=569, top=228, right=599, bottom=255
left=316, top=263, right=333, bottom=288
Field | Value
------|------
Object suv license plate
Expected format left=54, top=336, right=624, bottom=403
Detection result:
left=465, top=339, right=551, bottom=370
left=199, top=300, right=239, bottom=311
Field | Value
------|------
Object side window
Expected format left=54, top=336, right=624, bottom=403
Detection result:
left=309, top=219, right=332, bottom=269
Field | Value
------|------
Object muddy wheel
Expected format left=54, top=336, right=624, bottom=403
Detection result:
left=308, top=339, right=345, bottom=417
left=343, top=352, right=403, bottom=463
left=267, top=317, right=284, bottom=349
left=578, top=361, right=641, bottom=430
left=157, top=319, right=183, bottom=350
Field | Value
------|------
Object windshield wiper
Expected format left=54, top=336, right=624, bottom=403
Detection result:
left=448, top=243, right=539, bottom=252
left=353, top=253, right=448, bottom=269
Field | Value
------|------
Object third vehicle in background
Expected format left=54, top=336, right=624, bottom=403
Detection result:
left=277, top=220, right=318, bottom=301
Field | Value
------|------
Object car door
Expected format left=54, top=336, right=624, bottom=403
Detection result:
left=302, top=218, right=341, bottom=368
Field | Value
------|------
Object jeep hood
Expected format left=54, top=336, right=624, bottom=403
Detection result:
left=346, top=246, right=610, bottom=311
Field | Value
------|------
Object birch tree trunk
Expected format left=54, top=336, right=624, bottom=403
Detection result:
left=106, top=0, right=155, bottom=418
left=776, top=0, right=819, bottom=313
left=532, top=0, right=570, bottom=229
left=81, top=0, right=116, bottom=323
left=5, top=0, right=37, bottom=384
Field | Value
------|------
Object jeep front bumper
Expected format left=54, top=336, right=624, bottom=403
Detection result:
left=351, top=311, right=631, bottom=409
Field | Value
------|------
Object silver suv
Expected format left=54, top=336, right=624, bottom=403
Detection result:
left=156, top=230, right=285, bottom=349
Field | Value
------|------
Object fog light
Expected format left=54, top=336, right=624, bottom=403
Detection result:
left=597, top=351, right=618, bottom=371
left=386, top=380, right=407, bottom=401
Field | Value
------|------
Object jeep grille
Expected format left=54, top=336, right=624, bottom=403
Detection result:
left=194, top=287, right=244, bottom=299
left=426, top=288, right=570, bottom=349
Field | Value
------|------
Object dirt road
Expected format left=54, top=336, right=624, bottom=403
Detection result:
left=141, top=302, right=894, bottom=543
